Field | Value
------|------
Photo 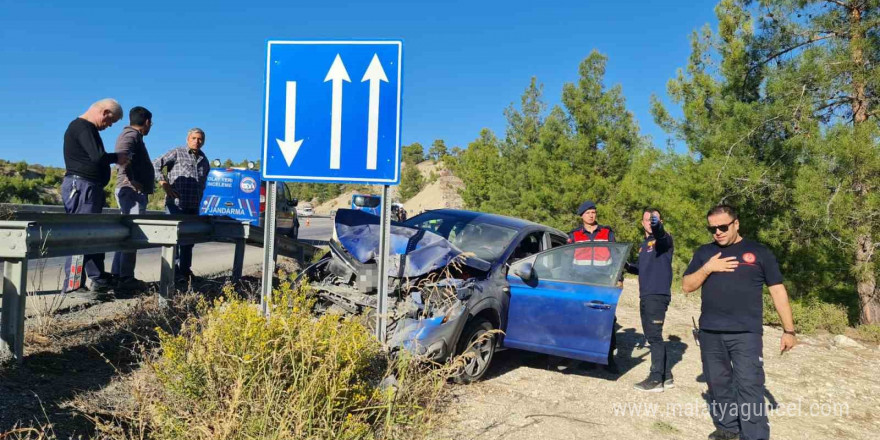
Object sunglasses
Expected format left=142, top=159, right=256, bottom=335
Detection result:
left=706, top=220, right=735, bottom=234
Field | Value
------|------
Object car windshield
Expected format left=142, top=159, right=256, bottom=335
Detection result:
left=353, top=195, right=381, bottom=208
left=403, top=212, right=518, bottom=262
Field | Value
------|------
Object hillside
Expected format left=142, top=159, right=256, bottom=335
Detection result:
left=313, top=160, right=464, bottom=215
left=0, top=159, right=63, bottom=205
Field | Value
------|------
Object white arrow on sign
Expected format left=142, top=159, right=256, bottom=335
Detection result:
left=361, top=54, right=388, bottom=170
left=276, top=81, right=304, bottom=166
left=324, top=54, right=350, bottom=170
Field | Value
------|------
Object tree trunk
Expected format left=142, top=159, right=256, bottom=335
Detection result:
left=850, top=5, right=869, bottom=124
left=856, top=234, right=879, bottom=324
left=848, top=4, right=877, bottom=324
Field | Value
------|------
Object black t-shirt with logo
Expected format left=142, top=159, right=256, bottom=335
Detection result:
left=684, top=238, right=783, bottom=334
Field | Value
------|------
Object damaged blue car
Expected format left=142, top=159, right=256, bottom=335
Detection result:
left=298, top=208, right=631, bottom=383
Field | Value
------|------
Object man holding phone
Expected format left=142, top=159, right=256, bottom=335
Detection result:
left=628, top=208, right=675, bottom=392
left=682, top=204, right=796, bottom=440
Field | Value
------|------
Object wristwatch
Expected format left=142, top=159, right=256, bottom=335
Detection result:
left=783, top=330, right=796, bottom=336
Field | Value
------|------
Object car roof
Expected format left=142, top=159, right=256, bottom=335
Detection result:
left=417, top=209, right=565, bottom=235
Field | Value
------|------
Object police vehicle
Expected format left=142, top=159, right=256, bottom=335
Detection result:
left=200, top=160, right=300, bottom=239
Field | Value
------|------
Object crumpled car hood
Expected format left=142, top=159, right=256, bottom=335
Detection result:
left=333, top=209, right=491, bottom=277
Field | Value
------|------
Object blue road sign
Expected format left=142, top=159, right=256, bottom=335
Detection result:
left=261, top=40, right=403, bottom=184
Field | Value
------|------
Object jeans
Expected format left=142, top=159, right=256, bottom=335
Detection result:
left=61, top=175, right=108, bottom=292
left=640, top=294, right=671, bottom=381
left=699, top=330, right=769, bottom=440
left=111, top=187, right=148, bottom=280
left=165, top=202, right=199, bottom=275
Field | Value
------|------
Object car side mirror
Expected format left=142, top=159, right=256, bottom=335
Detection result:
left=289, top=197, right=298, bottom=207
left=513, top=262, right=534, bottom=282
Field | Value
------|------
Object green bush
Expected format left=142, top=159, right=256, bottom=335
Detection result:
left=117, top=281, right=450, bottom=440
left=763, top=295, right=849, bottom=334
left=0, top=175, right=44, bottom=204
left=855, top=324, right=880, bottom=343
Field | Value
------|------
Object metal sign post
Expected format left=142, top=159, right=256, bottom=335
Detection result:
left=260, top=181, right=278, bottom=319
left=259, top=40, right=404, bottom=338
left=375, top=185, right=391, bottom=341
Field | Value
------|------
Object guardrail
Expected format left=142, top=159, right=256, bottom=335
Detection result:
left=0, top=207, right=323, bottom=364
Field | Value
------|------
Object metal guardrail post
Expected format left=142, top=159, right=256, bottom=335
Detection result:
left=159, top=245, right=176, bottom=306
left=1, top=259, right=28, bottom=363
left=232, top=238, right=245, bottom=281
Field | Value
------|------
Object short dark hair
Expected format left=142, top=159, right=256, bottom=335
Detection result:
left=644, top=207, right=662, bottom=219
left=707, top=204, right=737, bottom=220
left=129, top=106, right=152, bottom=126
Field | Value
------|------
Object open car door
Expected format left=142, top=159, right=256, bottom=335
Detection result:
left=503, top=242, right=631, bottom=364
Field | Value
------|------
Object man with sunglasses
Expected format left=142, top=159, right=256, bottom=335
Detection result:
left=682, top=204, right=796, bottom=440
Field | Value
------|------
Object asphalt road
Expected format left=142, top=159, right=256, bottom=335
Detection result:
left=24, top=216, right=334, bottom=293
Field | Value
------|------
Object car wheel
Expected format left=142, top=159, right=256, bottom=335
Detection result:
left=454, top=318, right=496, bottom=384
left=288, top=225, right=299, bottom=240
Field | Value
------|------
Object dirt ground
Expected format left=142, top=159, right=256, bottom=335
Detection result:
left=3, top=273, right=879, bottom=439
left=432, top=279, right=880, bottom=440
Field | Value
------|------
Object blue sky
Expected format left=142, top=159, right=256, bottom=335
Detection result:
left=0, top=0, right=719, bottom=168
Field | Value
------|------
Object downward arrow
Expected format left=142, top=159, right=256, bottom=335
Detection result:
left=276, top=81, right=304, bottom=166
left=324, top=54, right=350, bottom=170
left=361, top=54, right=388, bottom=170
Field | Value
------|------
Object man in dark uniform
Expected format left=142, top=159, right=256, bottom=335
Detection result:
left=566, top=200, right=619, bottom=373
left=682, top=204, right=796, bottom=440
left=62, top=99, right=129, bottom=295
left=627, top=208, right=675, bottom=392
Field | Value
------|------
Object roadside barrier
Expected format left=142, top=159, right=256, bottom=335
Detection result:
left=0, top=205, right=322, bottom=364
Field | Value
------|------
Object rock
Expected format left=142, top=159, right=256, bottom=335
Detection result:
left=832, top=335, right=864, bottom=349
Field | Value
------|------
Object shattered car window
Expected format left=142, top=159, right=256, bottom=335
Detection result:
left=404, top=213, right=518, bottom=262
left=448, top=223, right=518, bottom=261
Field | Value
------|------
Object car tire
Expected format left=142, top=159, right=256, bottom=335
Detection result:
left=288, top=225, right=299, bottom=241
left=453, top=318, right=496, bottom=384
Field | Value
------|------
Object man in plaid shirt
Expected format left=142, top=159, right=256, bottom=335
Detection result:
left=153, top=128, right=210, bottom=280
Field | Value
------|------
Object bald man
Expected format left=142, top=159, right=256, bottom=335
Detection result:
left=61, top=99, right=129, bottom=295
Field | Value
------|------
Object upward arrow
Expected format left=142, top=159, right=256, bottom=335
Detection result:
left=324, top=54, right=350, bottom=170
left=276, top=81, right=304, bottom=166
left=361, top=54, right=388, bottom=170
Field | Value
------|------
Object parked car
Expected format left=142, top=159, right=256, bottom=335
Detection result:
left=297, top=208, right=630, bottom=383
left=200, top=163, right=299, bottom=239
left=297, top=203, right=314, bottom=217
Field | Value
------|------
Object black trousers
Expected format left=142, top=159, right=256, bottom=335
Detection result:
left=639, top=294, right=671, bottom=380
left=61, top=175, right=109, bottom=292
left=699, top=330, right=769, bottom=440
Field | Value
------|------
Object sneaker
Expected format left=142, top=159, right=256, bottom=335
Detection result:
left=707, top=428, right=739, bottom=440
left=88, top=280, right=113, bottom=294
left=664, top=377, right=675, bottom=389
left=633, top=376, right=664, bottom=392
left=116, top=277, right=147, bottom=293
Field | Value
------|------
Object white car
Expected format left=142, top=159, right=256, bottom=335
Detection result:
left=298, top=203, right=314, bottom=217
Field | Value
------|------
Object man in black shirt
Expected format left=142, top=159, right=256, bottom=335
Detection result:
left=627, top=208, right=674, bottom=392
left=682, top=205, right=796, bottom=440
left=61, top=99, right=129, bottom=295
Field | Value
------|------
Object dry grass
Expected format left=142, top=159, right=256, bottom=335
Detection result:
left=75, top=279, right=456, bottom=440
